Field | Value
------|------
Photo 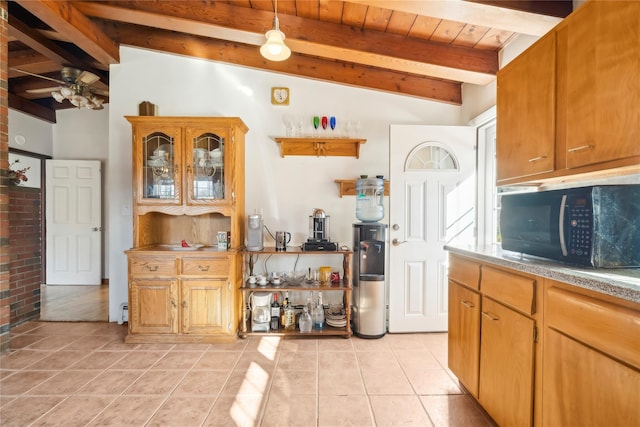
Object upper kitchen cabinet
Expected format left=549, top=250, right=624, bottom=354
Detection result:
left=496, top=0, right=640, bottom=186
left=560, top=1, right=640, bottom=169
left=126, top=116, right=247, bottom=249
left=127, top=116, right=248, bottom=217
left=497, top=32, right=556, bottom=182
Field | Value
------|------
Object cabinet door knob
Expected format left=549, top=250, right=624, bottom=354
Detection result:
left=392, top=238, right=407, bottom=246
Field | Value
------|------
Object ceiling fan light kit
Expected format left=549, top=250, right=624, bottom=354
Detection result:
left=260, top=0, right=290, bottom=62
left=15, top=66, right=107, bottom=110
left=51, top=87, right=104, bottom=110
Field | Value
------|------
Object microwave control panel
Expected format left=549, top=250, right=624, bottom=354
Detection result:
left=567, top=195, right=592, bottom=258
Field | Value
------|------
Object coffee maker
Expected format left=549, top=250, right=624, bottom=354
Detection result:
left=250, top=292, right=271, bottom=332
left=246, top=214, right=264, bottom=251
left=303, top=208, right=337, bottom=251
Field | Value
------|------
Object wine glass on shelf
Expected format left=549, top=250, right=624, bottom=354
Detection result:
left=283, top=114, right=294, bottom=137
left=346, top=120, right=354, bottom=138
left=295, top=115, right=305, bottom=137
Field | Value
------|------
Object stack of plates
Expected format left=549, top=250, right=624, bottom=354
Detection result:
left=326, top=308, right=347, bottom=328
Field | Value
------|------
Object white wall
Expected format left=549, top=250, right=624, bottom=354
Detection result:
left=107, top=46, right=469, bottom=320
left=8, top=109, right=53, bottom=155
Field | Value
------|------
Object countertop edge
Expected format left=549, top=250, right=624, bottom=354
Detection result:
left=444, top=245, right=640, bottom=304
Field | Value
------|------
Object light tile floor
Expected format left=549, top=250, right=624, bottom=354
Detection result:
left=0, top=322, right=497, bottom=426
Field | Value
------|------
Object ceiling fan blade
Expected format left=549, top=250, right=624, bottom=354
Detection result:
left=90, top=88, right=109, bottom=96
left=77, top=70, right=100, bottom=85
left=10, top=67, right=65, bottom=85
left=26, top=86, right=63, bottom=94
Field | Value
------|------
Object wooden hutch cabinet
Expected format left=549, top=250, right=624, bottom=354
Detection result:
left=124, top=116, right=248, bottom=343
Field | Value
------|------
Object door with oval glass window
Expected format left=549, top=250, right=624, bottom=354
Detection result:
left=389, top=125, right=476, bottom=332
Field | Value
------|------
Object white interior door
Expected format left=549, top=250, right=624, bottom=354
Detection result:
left=46, top=160, right=102, bottom=285
left=389, top=125, right=476, bottom=332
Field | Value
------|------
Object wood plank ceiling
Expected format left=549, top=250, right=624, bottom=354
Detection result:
left=7, top=0, right=572, bottom=123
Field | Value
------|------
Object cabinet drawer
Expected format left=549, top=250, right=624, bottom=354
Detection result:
left=546, top=286, right=640, bottom=369
left=130, top=256, right=178, bottom=276
left=182, top=257, right=230, bottom=276
left=448, top=256, right=480, bottom=290
left=481, top=266, right=536, bottom=315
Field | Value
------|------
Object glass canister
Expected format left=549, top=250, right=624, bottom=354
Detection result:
left=355, top=177, right=384, bottom=222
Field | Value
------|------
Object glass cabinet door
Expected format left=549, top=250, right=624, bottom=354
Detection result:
left=140, top=130, right=180, bottom=203
left=187, top=129, right=226, bottom=204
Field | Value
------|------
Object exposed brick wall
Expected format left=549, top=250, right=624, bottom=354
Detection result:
left=1, top=0, right=11, bottom=354
left=8, top=186, right=42, bottom=326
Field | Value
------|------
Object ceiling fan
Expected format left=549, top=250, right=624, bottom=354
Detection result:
left=15, top=66, right=108, bottom=110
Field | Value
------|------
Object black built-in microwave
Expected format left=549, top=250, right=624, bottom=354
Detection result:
left=500, top=185, right=640, bottom=268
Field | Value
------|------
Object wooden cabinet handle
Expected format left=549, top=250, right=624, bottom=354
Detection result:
left=460, top=300, right=475, bottom=308
left=568, top=144, right=593, bottom=153
left=145, top=264, right=159, bottom=272
left=198, top=265, right=210, bottom=272
left=528, top=155, right=547, bottom=162
left=481, top=311, right=499, bottom=321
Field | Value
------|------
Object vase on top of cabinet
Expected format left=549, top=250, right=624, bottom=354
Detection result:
left=125, top=116, right=248, bottom=344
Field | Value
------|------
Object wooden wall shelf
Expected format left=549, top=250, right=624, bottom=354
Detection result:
left=274, top=137, right=366, bottom=158
left=334, top=179, right=390, bottom=197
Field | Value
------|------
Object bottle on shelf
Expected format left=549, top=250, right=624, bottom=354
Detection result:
left=312, top=292, right=325, bottom=330
left=283, top=292, right=296, bottom=331
left=306, top=291, right=314, bottom=314
left=270, top=293, right=281, bottom=331
left=280, top=292, right=288, bottom=327
left=299, top=306, right=312, bottom=333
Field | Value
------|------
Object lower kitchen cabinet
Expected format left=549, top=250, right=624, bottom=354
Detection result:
left=125, top=250, right=238, bottom=343
left=129, top=279, right=178, bottom=335
left=479, top=297, right=535, bottom=427
left=542, top=282, right=640, bottom=427
left=181, top=278, right=230, bottom=335
left=448, top=252, right=640, bottom=427
left=447, top=280, right=480, bottom=397
left=447, top=254, right=539, bottom=427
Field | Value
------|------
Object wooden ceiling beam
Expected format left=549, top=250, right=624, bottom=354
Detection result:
left=8, top=16, right=74, bottom=66
left=98, top=21, right=462, bottom=104
left=468, top=1, right=573, bottom=19
left=7, top=50, right=59, bottom=78
left=8, top=93, right=57, bottom=123
left=14, top=0, right=119, bottom=66
left=8, top=15, right=107, bottom=78
left=76, top=1, right=497, bottom=85
left=348, top=0, right=565, bottom=36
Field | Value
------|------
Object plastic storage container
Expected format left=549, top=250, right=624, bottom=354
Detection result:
left=356, top=177, right=384, bottom=222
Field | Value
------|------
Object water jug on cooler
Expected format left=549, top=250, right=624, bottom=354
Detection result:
left=355, top=177, right=384, bottom=222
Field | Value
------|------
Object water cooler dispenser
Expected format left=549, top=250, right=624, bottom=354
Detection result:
left=352, top=222, right=387, bottom=338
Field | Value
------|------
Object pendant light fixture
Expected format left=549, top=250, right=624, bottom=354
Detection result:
left=260, top=0, right=291, bottom=61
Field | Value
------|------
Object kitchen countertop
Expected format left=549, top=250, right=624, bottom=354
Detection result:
left=444, top=244, right=640, bottom=304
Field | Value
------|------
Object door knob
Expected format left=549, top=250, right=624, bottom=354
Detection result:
left=392, top=224, right=400, bottom=231
left=392, top=238, right=407, bottom=246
